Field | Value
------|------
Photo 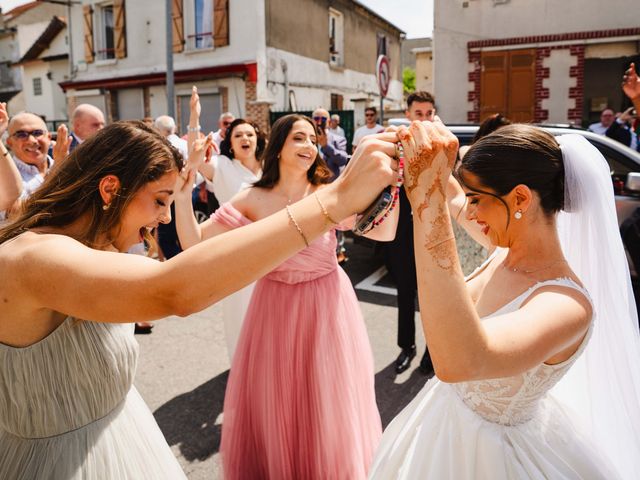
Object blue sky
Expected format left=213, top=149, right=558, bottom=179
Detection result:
left=2, top=0, right=434, bottom=39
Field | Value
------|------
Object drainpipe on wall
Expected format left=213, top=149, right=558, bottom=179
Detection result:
left=281, top=59, right=289, bottom=111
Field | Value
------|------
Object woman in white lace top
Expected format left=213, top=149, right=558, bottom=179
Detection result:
left=370, top=121, right=640, bottom=479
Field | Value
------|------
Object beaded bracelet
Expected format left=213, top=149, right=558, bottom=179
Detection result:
left=285, top=205, right=309, bottom=247
left=370, top=143, right=405, bottom=229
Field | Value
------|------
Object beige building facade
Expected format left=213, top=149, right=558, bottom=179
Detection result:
left=58, top=0, right=403, bottom=135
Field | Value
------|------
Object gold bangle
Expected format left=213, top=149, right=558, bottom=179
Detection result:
left=314, top=192, right=339, bottom=225
left=286, top=205, right=309, bottom=247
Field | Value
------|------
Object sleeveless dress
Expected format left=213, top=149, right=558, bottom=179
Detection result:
left=0, top=318, right=186, bottom=479
left=207, top=155, right=261, bottom=362
left=215, top=203, right=382, bottom=479
left=369, top=277, right=620, bottom=479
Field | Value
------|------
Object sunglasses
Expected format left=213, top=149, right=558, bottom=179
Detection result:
left=365, top=113, right=375, bottom=117
left=222, top=121, right=232, bottom=127
left=12, top=129, right=46, bottom=139
left=312, top=116, right=328, bottom=121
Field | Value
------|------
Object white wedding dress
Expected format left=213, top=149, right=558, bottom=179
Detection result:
left=369, top=277, right=619, bottom=479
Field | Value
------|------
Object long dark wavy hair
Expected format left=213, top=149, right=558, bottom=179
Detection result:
left=253, top=114, right=331, bottom=189
left=0, top=121, right=183, bottom=248
left=219, top=118, right=266, bottom=160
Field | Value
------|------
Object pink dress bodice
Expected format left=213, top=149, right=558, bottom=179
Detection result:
left=212, top=202, right=339, bottom=284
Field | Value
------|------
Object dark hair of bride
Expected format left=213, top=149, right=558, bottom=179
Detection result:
left=455, top=124, right=565, bottom=223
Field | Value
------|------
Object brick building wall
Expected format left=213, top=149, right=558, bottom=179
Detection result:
left=467, top=28, right=639, bottom=124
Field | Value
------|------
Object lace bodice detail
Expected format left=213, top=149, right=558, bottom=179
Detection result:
left=452, top=278, right=592, bottom=426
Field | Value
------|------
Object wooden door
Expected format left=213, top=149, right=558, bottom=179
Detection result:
left=480, top=49, right=535, bottom=123
left=480, top=51, right=507, bottom=121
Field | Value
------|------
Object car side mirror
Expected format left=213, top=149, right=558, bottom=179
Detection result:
left=626, top=172, right=640, bottom=192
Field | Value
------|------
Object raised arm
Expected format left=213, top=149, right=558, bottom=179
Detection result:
left=187, top=86, right=216, bottom=181
left=0, top=102, right=22, bottom=211
left=623, top=62, right=640, bottom=113
left=173, top=133, right=224, bottom=248
left=401, top=120, right=590, bottom=382
left=52, top=124, right=73, bottom=166
left=14, top=133, right=399, bottom=325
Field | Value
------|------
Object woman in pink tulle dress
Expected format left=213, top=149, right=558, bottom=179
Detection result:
left=175, top=114, right=382, bottom=478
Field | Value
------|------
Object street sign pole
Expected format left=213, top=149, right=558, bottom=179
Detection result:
left=165, top=0, right=175, bottom=118
left=376, top=55, right=390, bottom=125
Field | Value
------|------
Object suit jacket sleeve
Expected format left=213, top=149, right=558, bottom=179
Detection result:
left=320, top=134, right=349, bottom=169
left=606, top=121, right=632, bottom=147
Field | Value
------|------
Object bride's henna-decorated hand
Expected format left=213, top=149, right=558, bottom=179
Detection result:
left=399, top=119, right=459, bottom=219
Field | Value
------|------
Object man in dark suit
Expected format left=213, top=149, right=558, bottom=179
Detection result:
left=386, top=91, right=437, bottom=374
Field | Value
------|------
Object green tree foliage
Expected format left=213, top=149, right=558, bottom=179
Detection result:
left=403, top=67, right=416, bottom=95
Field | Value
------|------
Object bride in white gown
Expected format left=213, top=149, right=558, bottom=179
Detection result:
left=370, top=121, right=640, bottom=479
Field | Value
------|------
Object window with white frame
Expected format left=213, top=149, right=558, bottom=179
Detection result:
left=95, top=3, right=115, bottom=60
left=329, top=8, right=344, bottom=67
left=33, top=77, right=42, bottom=96
left=185, top=0, right=213, bottom=50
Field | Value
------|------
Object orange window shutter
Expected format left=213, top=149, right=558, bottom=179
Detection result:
left=172, top=0, right=185, bottom=53
left=83, top=5, right=94, bottom=63
left=114, top=0, right=127, bottom=59
left=213, top=0, right=229, bottom=47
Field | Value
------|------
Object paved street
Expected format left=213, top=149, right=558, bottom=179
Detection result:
left=134, top=236, right=435, bottom=479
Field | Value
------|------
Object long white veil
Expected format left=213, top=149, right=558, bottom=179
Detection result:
left=552, top=134, right=640, bottom=478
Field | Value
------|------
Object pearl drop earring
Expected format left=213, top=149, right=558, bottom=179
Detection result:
left=514, top=209, right=523, bottom=220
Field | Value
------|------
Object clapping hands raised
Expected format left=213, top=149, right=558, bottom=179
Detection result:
left=52, top=124, right=73, bottom=164
left=623, top=63, right=640, bottom=101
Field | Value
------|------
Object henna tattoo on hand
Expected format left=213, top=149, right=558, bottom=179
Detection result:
left=406, top=145, right=432, bottom=195
left=416, top=170, right=445, bottom=220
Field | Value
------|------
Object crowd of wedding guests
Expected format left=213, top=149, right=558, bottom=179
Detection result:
left=0, top=64, right=639, bottom=478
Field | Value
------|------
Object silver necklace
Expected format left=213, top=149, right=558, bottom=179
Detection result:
left=502, top=258, right=567, bottom=274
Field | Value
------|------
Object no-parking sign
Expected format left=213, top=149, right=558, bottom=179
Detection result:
left=376, top=55, right=390, bottom=98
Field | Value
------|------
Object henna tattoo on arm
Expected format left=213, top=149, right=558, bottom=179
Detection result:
left=424, top=202, right=457, bottom=271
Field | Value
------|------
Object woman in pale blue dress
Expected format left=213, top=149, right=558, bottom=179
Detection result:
left=0, top=120, right=398, bottom=479
left=370, top=121, right=640, bottom=479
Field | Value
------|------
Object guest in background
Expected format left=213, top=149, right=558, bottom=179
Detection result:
left=352, top=106, right=385, bottom=152
left=328, top=114, right=346, bottom=139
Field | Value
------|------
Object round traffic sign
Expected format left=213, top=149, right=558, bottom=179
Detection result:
left=376, top=55, right=390, bottom=98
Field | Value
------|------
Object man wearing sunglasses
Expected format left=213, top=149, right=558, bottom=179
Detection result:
left=352, top=106, right=384, bottom=153
left=5, top=112, right=53, bottom=203
left=212, top=112, right=235, bottom=148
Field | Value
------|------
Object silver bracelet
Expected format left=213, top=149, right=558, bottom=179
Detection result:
left=187, top=125, right=201, bottom=132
